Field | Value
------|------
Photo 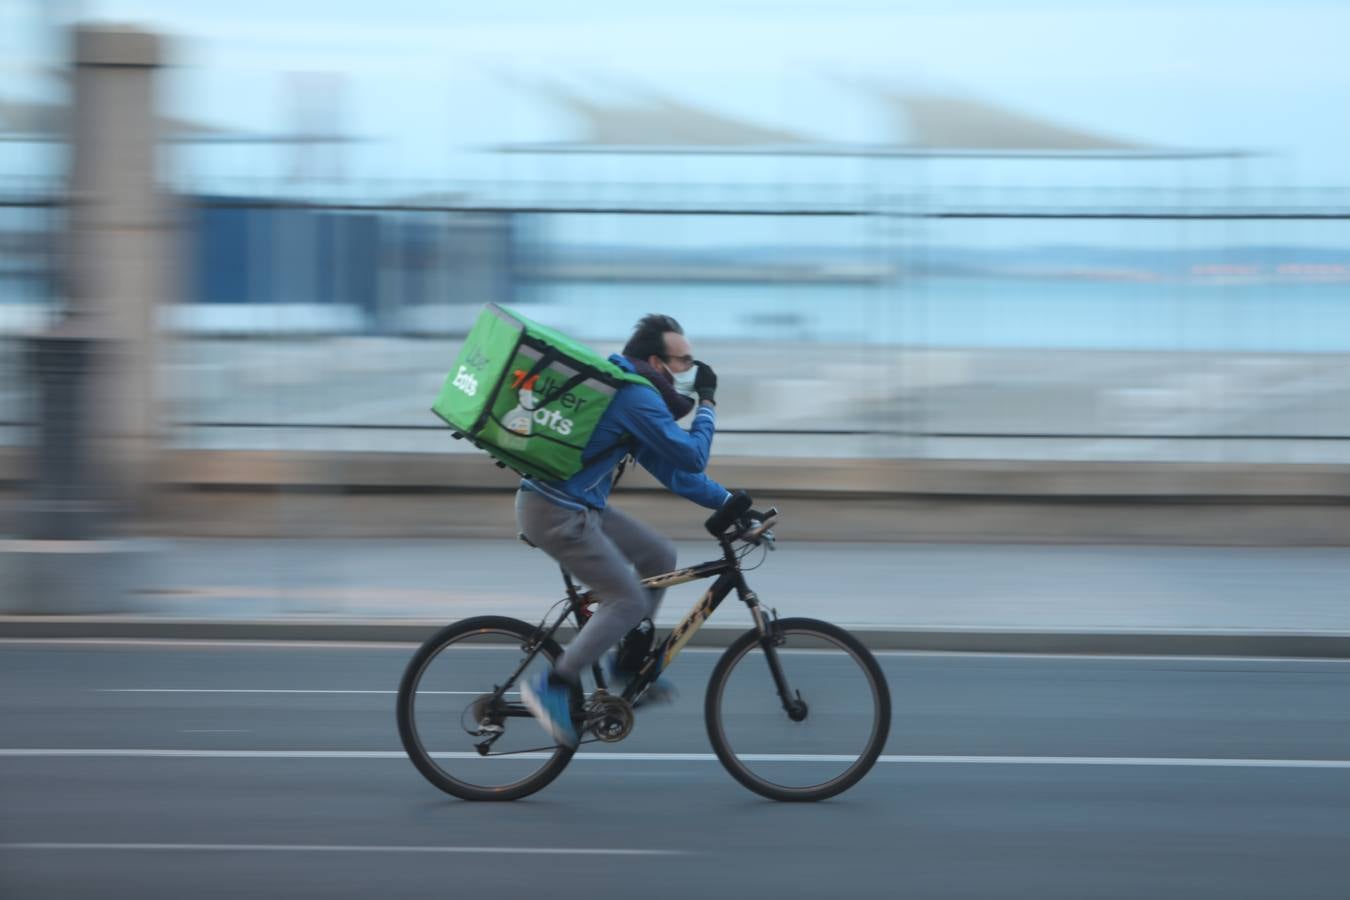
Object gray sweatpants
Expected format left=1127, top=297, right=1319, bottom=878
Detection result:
left=515, top=489, right=677, bottom=682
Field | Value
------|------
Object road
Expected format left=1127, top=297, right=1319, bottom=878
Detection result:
left=27, top=538, right=1350, bottom=635
left=2, top=640, right=1349, bottom=898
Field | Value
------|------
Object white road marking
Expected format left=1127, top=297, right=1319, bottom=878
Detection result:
left=0, top=842, right=682, bottom=856
left=6, top=638, right=1349, bottom=665
left=0, top=639, right=422, bottom=650
left=874, top=649, right=1350, bottom=664
left=97, top=696, right=510, bottom=701
left=0, top=638, right=722, bottom=653
left=1, top=749, right=1349, bottom=769
left=101, top=696, right=394, bottom=701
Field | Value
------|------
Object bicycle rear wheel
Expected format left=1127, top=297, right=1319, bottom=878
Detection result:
left=397, top=615, right=579, bottom=801
left=705, top=617, right=890, bottom=801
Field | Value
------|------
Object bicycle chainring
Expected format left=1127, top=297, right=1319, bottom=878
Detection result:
left=584, top=691, right=635, bottom=743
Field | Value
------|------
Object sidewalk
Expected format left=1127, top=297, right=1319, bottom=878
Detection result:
left=4, top=538, right=1350, bottom=657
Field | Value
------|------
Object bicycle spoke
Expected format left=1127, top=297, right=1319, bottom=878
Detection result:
left=398, top=618, right=577, bottom=800
left=707, top=619, right=890, bottom=801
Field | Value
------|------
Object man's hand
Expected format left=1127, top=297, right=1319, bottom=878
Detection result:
left=706, top=490, right=774, bottom=539
left=693, top=360, right=717, bottom=404
left=725, top=490, right=768, bottom=526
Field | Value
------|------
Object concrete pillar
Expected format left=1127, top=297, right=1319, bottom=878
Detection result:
left=65, top=24, right=172, bottom=514
left=0, top=25, right=169, bottom=613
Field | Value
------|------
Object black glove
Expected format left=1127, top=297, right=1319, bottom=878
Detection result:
left=706, top=489, right=751, bottom=536
left=722, top=489, right=751, bottom=513
left=726, top=492, right=770, bottom=529
left=692, top=360, right=717, bottom=404
left=705, top=490, right=772, bottom=538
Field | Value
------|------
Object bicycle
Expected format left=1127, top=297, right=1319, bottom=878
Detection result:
left=396, top=495, right=891, bottom=802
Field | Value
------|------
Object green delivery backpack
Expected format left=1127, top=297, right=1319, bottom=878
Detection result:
left=432, top=303, right=655, bottom=481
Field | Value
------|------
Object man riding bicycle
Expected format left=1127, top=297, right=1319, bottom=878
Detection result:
left=517, top=313, right=752, bottom=748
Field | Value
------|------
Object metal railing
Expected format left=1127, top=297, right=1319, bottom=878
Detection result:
left=4, top=182, right=1349, bottom=462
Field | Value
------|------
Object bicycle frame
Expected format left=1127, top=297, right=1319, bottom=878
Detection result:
left=610, top=558, right=757, bottom=694
left=474, top=533, right=789, bottom=753
left=556, top=537, right=774, bottom=698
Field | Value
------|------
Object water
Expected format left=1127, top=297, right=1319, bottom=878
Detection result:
left=3, top=273, right=1344, bottom=353
left=517, top=276, right=1350, bottom=353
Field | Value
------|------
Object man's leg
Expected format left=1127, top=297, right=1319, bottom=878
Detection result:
left=598, top=505, right=680, bottom=703
left=599, top=504, right=677, bottom=619
left=515, top=490, right=652, bottom=683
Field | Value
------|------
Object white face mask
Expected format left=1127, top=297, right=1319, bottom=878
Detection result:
left=669, top=364, right=698, bottom=398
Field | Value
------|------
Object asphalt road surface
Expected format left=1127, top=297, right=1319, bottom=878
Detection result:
left=2, top=640, right=1349, bottom=899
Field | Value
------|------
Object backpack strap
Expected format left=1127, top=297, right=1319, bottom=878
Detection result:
left=611, top=450, right=633, bottom=490
left=517, top=349, right=607, bottom=413
left=580, top=431, right=635, bottom=473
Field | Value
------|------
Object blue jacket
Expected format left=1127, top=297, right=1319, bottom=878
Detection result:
left=521, top=354, right=730, bottom=512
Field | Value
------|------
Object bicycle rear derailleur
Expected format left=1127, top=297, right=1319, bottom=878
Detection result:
left=584, top=690, right=635, bottom=743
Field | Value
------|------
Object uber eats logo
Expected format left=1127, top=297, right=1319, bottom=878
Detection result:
left=508, top=368, right=591, bottom=438
left=452, top=365, right=479, bottom=396
left=451, top=343, right=491, bottom=397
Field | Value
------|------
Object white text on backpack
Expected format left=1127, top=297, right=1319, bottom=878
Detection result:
left=453, top=366, right=479, bottom=396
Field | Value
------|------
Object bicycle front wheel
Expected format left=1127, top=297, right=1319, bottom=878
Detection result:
left=705, top=617, right=891, bottom=801
left=397, top=615, right=578, bottom=801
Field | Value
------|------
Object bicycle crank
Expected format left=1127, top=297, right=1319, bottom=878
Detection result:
left=584, top=691, right=635, bottom=743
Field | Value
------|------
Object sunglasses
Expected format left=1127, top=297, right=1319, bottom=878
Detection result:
left=662, top=353, right=695, bottom=367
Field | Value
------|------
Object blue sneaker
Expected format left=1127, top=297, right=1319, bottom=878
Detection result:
left=519, top=671, right=578, bottom=749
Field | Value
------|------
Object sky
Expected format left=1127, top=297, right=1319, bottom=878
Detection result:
left=4, top=0, right=1349, bottom=188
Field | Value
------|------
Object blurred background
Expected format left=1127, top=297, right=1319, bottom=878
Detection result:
left=1, top=0, right=1349, bottom=602
left=6, top=9, right=1350, bottom=895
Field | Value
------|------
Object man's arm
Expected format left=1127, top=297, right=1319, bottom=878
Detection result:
left=617, top=388, right=717, bottom=474
left=633, top=439, right=731, bottom=510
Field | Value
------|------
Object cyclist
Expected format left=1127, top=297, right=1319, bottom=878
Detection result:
left=518, top=313, right=747, bottom=748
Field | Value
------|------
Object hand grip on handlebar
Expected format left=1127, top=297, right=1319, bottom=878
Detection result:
left=705, top=491, right=753, bottom=538
left=743, top=509, right=779, bottom=545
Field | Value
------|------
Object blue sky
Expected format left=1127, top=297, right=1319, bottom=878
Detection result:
left=7, top=0, right=1349, bottom=186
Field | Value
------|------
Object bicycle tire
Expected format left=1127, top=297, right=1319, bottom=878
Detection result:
left=704, top=617, right=891, bottom=801
left=397, top=615, right=578, bottom=801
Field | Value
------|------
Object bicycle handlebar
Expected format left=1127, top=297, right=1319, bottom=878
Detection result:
left=706, top=492, right=780, bottom=549
left=742, top=510, right=779, bottom=545
left=704, top=491, right=754, bottom=538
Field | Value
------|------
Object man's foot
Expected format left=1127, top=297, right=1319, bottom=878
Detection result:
left=604, top=653, right=679, bottom=708
left=519, top=671, right=578, bottom=749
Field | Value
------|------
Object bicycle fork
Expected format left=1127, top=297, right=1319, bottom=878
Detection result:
left=747, top=593, right=809, bottom=723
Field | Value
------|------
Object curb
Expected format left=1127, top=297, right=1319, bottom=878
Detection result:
left=3, top=617, right=1350, bottom=658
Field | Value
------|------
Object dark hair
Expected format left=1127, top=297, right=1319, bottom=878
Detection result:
left=622, top=313, right=684, bottom=361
